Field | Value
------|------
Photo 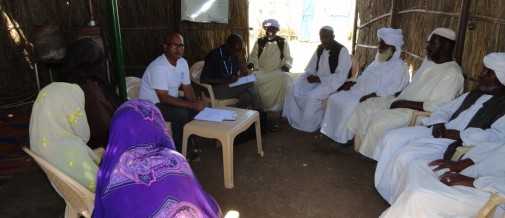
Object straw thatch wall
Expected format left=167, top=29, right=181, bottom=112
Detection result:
left=0, top=0, right=248, bottom=93
left=1, top=0, right=504, bottom=95
left=354, top=0, right=505, bottom=91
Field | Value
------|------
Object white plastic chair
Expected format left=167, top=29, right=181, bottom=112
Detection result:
left=125, top=76, right=141, bottom=99
left=190, top=61, right=239, bottom=108
left=125, top=76, right=173, bottom=132
left=22, top=147, right=104, bottom=218
left=448, top=146, right=505, bottom=218
left=354, top=111, right=431, bottom=150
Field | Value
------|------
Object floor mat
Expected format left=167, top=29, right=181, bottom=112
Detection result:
left=0, top=109, right=39, bottom=187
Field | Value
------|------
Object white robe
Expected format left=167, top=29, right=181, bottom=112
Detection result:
left=282, top=47, right=352, bottom=132
left=380, top=142, right=505, bottom=218
left=374, top=93, right=505, bottom=203
left=320, top=57, right=409, bottom=143
left=347, top=58, right=464, bottom=158
left=248, top=39, right=293, bottom=111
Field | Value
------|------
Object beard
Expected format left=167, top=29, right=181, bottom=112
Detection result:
left=375, top=47, right=394, bottom=63
left=427, top=48, right=442, bottom=62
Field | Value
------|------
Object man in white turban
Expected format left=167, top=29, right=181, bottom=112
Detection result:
left=283, top=26, right=352, bottom=132
left=248, top=19, right=293, bottom=112
left=347, top=27, right=464, bottom=158
left=374, top=52, right=505, bottom=203
left=380, top=141, right=505, bottom=217
left=320, top=28, right=410, bottom=147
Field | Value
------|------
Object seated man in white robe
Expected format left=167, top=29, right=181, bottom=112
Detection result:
left=347, top=27, right=464, bottom=158
left=282, top=26, right=352, bottom=132
left=380, top=142, right=505, bottom=218
left=247, top=19, right=293, bottom=112
left=374, top=52, right=505, bottom=203
left=320, top=27, right=409, bottom=147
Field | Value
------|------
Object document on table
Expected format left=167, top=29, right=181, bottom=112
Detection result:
left=229, top=74, right=257, bottom=87
left=194, top=107, right=238, bottom=122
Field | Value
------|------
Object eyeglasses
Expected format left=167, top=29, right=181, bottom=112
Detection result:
left=166, top=43, right=185, bottom=49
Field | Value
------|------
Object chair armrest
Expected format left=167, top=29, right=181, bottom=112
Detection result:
left=450, top=146, right=475, bottom=161
left=93, top=147, right=105, bottom=159
left=475, top=193, right=505, bottom=218
left=408, top=111, right=432, bottom=126
left=190, top=77, right=217, bottom=106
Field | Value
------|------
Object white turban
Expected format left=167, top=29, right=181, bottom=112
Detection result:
left=377, top=28, right=404, bottom=59
left=483, top=52, right=505, bottom=85
left=428, top=28, right=456, bottom=41
left=263, top=19, right=280, bottom=29
left=320, top=26, right=334, bottom=32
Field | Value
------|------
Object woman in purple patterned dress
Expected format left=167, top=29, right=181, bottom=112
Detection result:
left=93, top=99, right=221, bottom=217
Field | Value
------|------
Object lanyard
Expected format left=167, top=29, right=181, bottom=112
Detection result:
left=219, top=47, right=232, bottom=78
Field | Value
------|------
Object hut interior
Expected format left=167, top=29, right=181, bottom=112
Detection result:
left=0, top=0, right=504, bottom=217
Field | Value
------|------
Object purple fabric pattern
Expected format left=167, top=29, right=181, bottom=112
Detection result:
left=93, top=99, right=221, bottom=218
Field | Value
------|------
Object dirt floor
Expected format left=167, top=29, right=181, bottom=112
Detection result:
left=0, top=110, right=389, bottom=218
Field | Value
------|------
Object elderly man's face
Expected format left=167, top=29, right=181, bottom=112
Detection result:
left=478, top=67, right=502, bottom=91
left=265, top=27, right=278, bottom=38
left=378, top=39, right=395, bottom=54
left=319, top=29, right=335, bottom=49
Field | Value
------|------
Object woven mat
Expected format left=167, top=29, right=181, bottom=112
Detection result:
left=0, top=110, right=39, bottom=186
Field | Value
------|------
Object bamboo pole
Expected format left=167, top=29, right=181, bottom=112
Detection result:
left=108, top=0, right=127, bottom=101
left=351, top=1, right=358, bottom=55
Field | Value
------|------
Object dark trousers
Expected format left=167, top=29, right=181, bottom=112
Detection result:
left=212, top=83, right=264, bottom=110
left=155, top=102, right=197, bottom=152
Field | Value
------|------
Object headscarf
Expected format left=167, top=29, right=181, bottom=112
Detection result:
left=29, top=82, right=100, bottom=192
left=262, top=19, right=279, bottom=29
left=377, top=27, right=404, bottom=59
left=483, top=52, right=505, bottom=85
left=93, top=99, right=221, bottom=218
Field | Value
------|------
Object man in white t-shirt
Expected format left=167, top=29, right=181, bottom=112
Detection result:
left=139, top=32, right=207, bottom=153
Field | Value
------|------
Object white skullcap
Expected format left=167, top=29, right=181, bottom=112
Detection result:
left=321, top=26, right=334, bottom=32
left=377, top=27, right=404, bottom=59
left=429, top=28, right=456, bottom=41
left=483, top=52, right=505, bottom=85
left=263, top=19, right=280, bottom=29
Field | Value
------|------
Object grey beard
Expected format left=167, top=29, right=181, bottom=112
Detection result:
left=375, top=48, right=394, bottom=63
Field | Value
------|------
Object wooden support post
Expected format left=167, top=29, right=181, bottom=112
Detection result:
left=455, top=0, right=471, bottom=65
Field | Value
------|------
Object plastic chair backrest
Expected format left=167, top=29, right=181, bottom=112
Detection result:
left=22, top=147, right=95, bottom=218
left=190, top=61, right=205, bottom=84
left=125, top=76, right=141, bottom=99
left=348, top=55, right=360, bottom=81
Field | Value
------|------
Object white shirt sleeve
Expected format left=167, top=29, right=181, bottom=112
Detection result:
left=320, top=48, right=352, bottom=95
left=282, top=41, right=293, bottom=68
left=474, top=177, right=505, bottom=197
left=181, top=60, right=191, bottom=85
left=461, top=116, right=505, bottom=146
left=247, top=40, right=260, bottom=67
left=304, top=50, right=319, bottom=75
left=148, top=65, right=170, bottom=91
left=421, top=93, right=468, bottom=126
left=375, top=60, right=410, bottom=97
